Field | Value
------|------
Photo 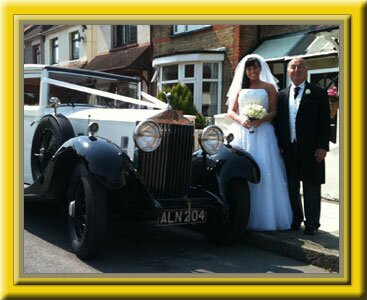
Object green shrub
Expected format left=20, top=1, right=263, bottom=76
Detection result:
left=157, top=83, right=206, bottom=128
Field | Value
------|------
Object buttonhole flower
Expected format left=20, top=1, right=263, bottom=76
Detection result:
left=305, top=89, right=311, bottom=95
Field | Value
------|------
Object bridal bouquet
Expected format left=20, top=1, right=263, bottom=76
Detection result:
left=243, top=103, right=268, bottom=133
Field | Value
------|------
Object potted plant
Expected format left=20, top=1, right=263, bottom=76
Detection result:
left=157, top=83, right=206, bottom=129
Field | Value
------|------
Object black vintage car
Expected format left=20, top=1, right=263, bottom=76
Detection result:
left=24, top=65, right=260, bottom=259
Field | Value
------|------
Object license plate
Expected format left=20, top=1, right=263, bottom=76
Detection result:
left=157, top=208, right=207, bottom=226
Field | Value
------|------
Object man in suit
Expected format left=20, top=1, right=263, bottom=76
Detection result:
left=275, top=57, right=330, bottom=235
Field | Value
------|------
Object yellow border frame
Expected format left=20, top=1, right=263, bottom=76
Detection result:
left=1, top=0, right=365, bottom=298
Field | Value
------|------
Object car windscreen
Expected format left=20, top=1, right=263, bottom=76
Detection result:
left=47, top=71, right=139, bottom=108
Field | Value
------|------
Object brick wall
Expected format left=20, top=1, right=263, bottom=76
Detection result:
left=152, top=25, right=239, bottom=57
left=222, top=25, right=258, bottom=112
left=239, top=25, right=258, bottom=58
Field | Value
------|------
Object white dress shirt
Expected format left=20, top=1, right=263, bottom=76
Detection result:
left=289, top=81, right=306, bottom=143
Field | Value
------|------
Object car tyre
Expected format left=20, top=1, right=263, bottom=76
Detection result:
left=31, top=114, right=74, bottom=181
left=67, top=163, right=107, bottom=260
left=205, top=179, right=250, bottom=244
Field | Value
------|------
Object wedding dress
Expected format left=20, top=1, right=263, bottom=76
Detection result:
left=230, top=89, right=293, bottom=231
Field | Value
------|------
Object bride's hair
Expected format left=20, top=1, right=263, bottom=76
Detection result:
left=226, top=54, right=278, bottom=109
left=242, top=57, right=262, bottom=88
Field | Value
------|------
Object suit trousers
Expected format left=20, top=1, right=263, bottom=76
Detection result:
left=286, top=142, right=321, bottom=229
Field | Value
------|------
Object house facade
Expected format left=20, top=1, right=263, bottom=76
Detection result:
left=24, top=24, right=340, bottom=142
left=24, top=24, right=153, bottom=93
left=83, top=25, right=153, bottom=93
left=24, top=25, right=88, bottom=68
left=151, top=24, right=339, bottom=140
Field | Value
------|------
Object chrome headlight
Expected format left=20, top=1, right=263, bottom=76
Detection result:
left=134, top=120, right=162, bottom=152
left=199, top=125, right=224, bottom=155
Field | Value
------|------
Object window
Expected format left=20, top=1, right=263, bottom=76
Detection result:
left=112, top=25, right=137, bottom=48
left=309, top=68, right=339, bottom=143
left=172, top=25, right=211, bottom=35
left=24, top=77, right=40, bottom=106
left=154, top=53, right=224, bottom=116
left=184, top=64, right=195, bottom=78
left=32, top=44, right=41, bottom=64
left=203, top=63, right=218, bottom=79
left=47, top=71, right=139, bottom=108
left=157, top=62, right=222, bottom=116
left=50, top=38, right=59, bottom=64
left=309, top=70, right=338, bottom=90
left=202, top=63, right=219, bottom=116
left=162, top=65, right=178, bottom=81
left=70, top=31, right=80, bottom=60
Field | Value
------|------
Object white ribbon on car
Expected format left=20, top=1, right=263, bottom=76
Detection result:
left=43, top=77, right=169, bottom=110
left=141, top=91, right=169, bottom=109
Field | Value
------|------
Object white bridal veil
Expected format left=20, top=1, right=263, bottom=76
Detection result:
left=226, top=54, right=279, bottom=111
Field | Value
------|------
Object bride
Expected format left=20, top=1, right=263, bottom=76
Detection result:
left=227, top=54, right=292, bottom=231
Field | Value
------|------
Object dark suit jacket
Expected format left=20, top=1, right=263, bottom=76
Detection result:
left=275, top=82, right=330, bottom=184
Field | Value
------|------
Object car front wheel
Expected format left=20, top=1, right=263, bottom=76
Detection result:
left=205, top=179, right=250, bottom=244
left=67, top=163, right=107, bottom=259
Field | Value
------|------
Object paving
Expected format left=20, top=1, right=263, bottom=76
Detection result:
left=245, top=200, right=340, bottom=272
left=244, top=135, right=340, bottom=272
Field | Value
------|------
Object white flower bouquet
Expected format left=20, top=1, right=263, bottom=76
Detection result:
left=243, top=103, right=267, bottom=120
left=242, top=103, right=268, bottom=133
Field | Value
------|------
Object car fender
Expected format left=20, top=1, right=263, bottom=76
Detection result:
left=191, top=144, right=260, bottom=203
left=25, top=135, right=138, bottom=199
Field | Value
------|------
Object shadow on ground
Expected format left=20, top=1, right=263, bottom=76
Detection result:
left=24, top=197, right=329, bottom=274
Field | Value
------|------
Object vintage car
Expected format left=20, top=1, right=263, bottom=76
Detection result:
left=24, top=64, right=260, bottom=259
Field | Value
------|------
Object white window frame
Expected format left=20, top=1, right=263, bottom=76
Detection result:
left=70, top=31, right=80, bottom=60
left=308, top=67, right=340, bottom=149
left=32, top=44, right=41, bottom=64
left=172, top=25, right=211, bottom=35
left=201, top=62, right=221, bottom=116
left=307, top=67, right=339, bottom=94
left=285, top=67, right=339, bottom=86
left=153, top=53, right=224, bottom=115
left=308, top=67, right=339, bottom=82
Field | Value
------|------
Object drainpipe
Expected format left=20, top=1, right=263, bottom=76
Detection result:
left=149, top=26, right=154, bottom=95
left=257, top=25, right=261, bottom=42
left=283, top=60, right=288, bottom=88
left=41, top=35, right=45, bottom=64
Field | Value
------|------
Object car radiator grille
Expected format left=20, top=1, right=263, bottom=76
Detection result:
left=138, top=123, right=194, bottom=198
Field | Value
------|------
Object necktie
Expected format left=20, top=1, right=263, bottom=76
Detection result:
left=294, top=86, right=300, bottom=99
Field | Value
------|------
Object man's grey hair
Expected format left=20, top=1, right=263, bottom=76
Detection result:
left=287, top=57, right=308, bottom=69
